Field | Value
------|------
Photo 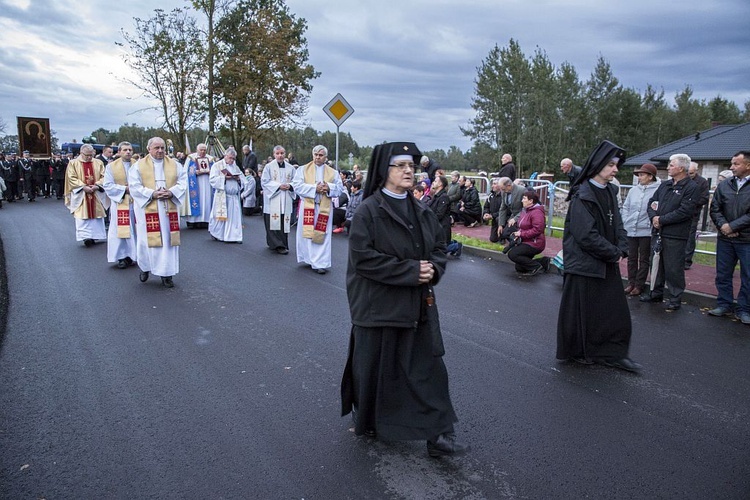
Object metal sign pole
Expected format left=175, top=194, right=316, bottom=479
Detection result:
left=335, top=124, right=340, bottom=170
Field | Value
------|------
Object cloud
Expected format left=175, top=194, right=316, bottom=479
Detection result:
left=0, top=0, right=748, bottom=153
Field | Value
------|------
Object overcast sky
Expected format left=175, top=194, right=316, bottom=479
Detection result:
left=1, top=0, right=748, bottom=155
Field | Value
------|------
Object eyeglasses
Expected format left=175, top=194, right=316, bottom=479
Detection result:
left=389, top=162, right=415, bottom=170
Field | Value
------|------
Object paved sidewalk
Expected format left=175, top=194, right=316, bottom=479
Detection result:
left=453, top=222, right=738, bottom=309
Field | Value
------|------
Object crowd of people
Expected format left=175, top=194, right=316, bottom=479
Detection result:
left=2, top=136, right=748, bottom=458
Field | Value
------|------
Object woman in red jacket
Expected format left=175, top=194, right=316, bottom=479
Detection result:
left=508, top=190, right=550, bottom=276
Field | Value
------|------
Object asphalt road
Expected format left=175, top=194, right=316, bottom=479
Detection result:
left=1, top=199, right=748, bottom=499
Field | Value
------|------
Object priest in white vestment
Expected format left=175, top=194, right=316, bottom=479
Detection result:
left=261, top=145, right=297, bottom=254
left=209, top=147, right=245, bottom=243
left=128, top=137, right=188, bottom=288
left=64, top=143, right=109, bottom=247
left=182, top=143, right=214, bottom=228
left=103, top=141, right=137, bottom=268
left=291, top=145, right=343, bottom=274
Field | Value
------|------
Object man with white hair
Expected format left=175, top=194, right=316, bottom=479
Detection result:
left=64, top=144, right=109, bottom=247
left=560, top=158, right=582, bottom=184
left=128, top=137, right=188, bottom=288
left=291, top=145, right=344, bottom=273
left=419, top=155, right=440, bottom=182
left=640, top=153, right=698, bottom=311
left=208, top=147, right=245, bottom=242
left=183, top=143, right=214, bottom=229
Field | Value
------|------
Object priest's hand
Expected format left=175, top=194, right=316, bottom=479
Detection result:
left=279, top=183, right=290, bottom=191
left=418, top=260, right=435, bottom=284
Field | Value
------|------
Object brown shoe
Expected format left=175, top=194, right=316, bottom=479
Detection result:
left=624, top=284, right=634, bottom=294
left=629, top=287, right=642, bottom=296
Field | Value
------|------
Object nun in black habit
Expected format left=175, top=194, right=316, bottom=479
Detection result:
left=340, top=142, right=469, bottom=457
left=557, top=140, right=642, bottom=373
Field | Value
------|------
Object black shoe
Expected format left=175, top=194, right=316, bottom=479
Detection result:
left=603, top=358, right=642, bottom=373
left=139, top=271, right=149, bottom=282
left=571, top=357, right=594, bottom=365
left=124, top=256, right=134, bottom=266
left=161, top=276, right=174, bottom=288
left=541, top=257, right=551, bottom=273
left=117, top=259, right=127, bottom=269
left=684, top=263, right=692, bottom=270
left=665, top=301, right=681, bottom=312
left=315, top=268, right=327, bottom=274
left=427, top=433, right=470, bottom=458
left=83, top=239, right=95, bottom=247
left=639, top=293, right=663, bottom=303
left=277, top=248, right=289, bottom=255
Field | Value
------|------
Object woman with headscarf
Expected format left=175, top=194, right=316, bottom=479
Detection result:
left=557, top=140, right=642, bottom=373
left=340, top=142, right=469, bottom=458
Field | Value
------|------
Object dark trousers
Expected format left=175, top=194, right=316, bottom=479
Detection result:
left=23, top=178, right=36, bottom=200
left=458, top=211, right=481, bottom=226
left=715, top=238, right=750, bottom=313
left=38, top=176, right=51, bottom=197
left=53, top=179, right=65, bottom=198
left=5, top=181, right=18, bottom=200
left=507, top=243, right=542, bottom=273
left=264, top=213, right=289, bottom=250
left=650, top=235, right=687, bottom=301
left=488, top=219, right=501, bottom=242
left=627, top=236, right=651, bottom=288
left=333, top=207, right=347, bottom=227
left=685, top=212, right=702, bottom=265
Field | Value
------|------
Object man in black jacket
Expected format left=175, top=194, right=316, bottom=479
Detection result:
left=497, top=153, right=516, bottom=181
left=708, top=151, right=750, bottom=324
left=18, top=151, right=36, bottom=201
left=482, top=178, right=504, bottom=242
left=685, top=162, right=710, bottom=269
left=640, top=153, right=698, bottom=311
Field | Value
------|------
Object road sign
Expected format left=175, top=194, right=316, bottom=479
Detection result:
left=323, top=93, right=354, bottom=127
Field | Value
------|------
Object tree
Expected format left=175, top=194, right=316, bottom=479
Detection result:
left=213, top=0, right=319, bottom=148
left=119, top=8, right=206, bottom=152
left=0, top=135, right=18, bottom=153
left=670, top=86, right=712, bottom=138
left=462, top=39, right=531, bottom=168
left=585, top=56, right=621, bottom=144
left=708, top=95, right=742, bottom=125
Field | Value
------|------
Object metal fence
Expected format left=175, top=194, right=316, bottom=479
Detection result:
left=547, top=180, right=717, bottom=257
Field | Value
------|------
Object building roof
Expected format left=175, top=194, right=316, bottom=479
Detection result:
left=623, top=122, right=750, bottom=167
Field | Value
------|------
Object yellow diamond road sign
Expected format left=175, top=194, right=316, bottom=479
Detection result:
left=324, top=93, right=354, bottom=126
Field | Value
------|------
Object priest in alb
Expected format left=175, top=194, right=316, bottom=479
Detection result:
left=103, top=141, right=138, bottom=268
left=261, top=145, right=297, bottom=254
left=183, top=143, right=214, bottom=229
left=291, top=145, right=343, bottom=274
left=128, top=137, right=188, bottom=288
left=209, top=147, right=245, bottom=243
left=64, top=143, right=109, bottom=247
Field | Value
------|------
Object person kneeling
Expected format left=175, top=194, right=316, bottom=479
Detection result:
left=507, top=190, right=549, bottom=276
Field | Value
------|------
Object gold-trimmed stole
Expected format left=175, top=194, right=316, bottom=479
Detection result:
left=109, top=158, right=132, bottom=238
left=138, top=156, right=181, bottom=247
left=301, top=162, right=336, bottom=244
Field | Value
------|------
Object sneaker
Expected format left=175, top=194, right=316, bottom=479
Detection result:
left=736, top=311, right=750, bottom=325
left=468, top=221, right=479, bottom=228
left=707, top=306, right=733, bottom=317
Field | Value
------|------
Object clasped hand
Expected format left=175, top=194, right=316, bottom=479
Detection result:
left=418, top=260, right=435, bottom=284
